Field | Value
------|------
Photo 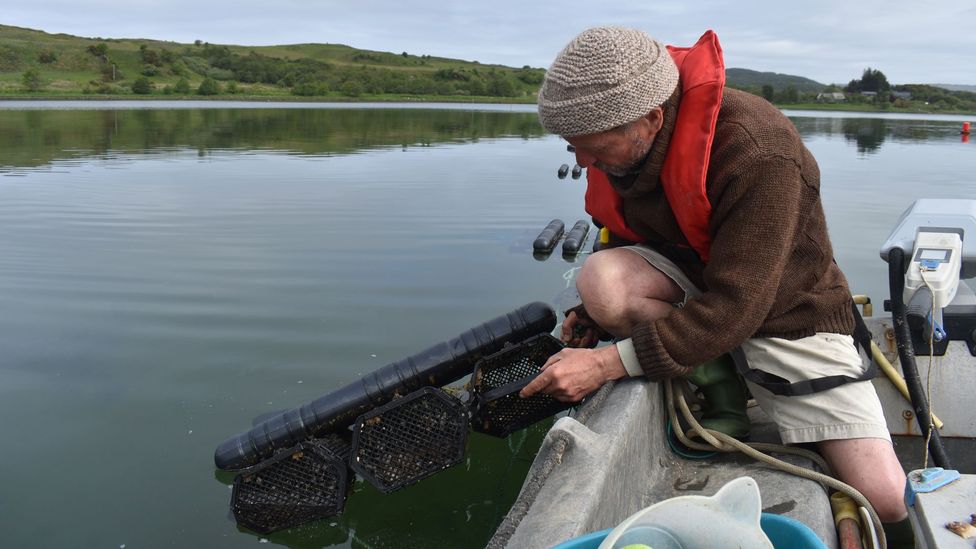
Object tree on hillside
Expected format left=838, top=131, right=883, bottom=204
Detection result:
left=761, top=84, right=774, bottom=102
left=87, top=43, right=109, bottom=57
left=197, top=77, right=221, bottom=95
left=776, top=86, right=799, bottom=103
left=487, top=73, right=517, bottom=97
left=132, top=77, right=153, bottom=95
left=174, top=77, right=191, bottom=94
left=140, top=45, right=161, bottom=67
left=516, top=68, right=544, bottom=85
left=22, top=68, right=44, bottom=92
left=860, top=68, right=890, bottom=92
left=845, top=67, right=890, bottom=93
left=340, top=80, right=363, bottom=97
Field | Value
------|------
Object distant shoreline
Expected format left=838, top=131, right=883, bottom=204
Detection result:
left=1, top=94, right=973, bottom=116
left=0, top=94, right=537, bottom=104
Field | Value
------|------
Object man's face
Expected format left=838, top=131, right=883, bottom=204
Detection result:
left=565, top=110, right=662, bottom=177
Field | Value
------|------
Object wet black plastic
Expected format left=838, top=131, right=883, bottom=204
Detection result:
left=557, top=164, right=569, bottom=179
left=470, top=334, right=572, bottom=438
left=561, top=220, right=590, bottom=255
left=231, top=436, right=351, bottom=534
left=888, top=248, right=952, bottom=469
left=532, top=219, right=565, bottom=253
left=571, top=164, right=582, bottom=179
left=350, top=387, right=468, bottom=493
left=215, top=302, right=556, bottom=470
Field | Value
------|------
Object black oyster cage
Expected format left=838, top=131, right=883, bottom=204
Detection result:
left=229, top=334, right=570, bottom=534
left=231, top=436, right=351, bottom=535
left=350, top=386, right=469, bottom=494
left=469, top=333, right=570, bottom=438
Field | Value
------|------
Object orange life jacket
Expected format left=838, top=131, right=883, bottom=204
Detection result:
left=583, top=30, right=725, bottom=263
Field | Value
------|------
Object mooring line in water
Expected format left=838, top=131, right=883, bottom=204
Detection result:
left=562, top=266, right=581, bottom=288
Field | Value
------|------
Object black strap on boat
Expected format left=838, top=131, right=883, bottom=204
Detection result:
left=730, top=301, right=878, bottom=397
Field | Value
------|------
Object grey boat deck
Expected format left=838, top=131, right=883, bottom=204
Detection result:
left=488, top=378, right=837, bottom=548
left=489, top=316, right=976, bottom=549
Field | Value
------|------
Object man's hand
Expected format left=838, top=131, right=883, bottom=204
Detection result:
left=561, top=309, right=608, bottom=348
left=519, top=345, right=627, bottom=402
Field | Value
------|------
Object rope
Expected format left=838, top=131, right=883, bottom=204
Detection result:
left=918, top=266, right=939, bottom=469
left=663, top=380, right=832, bottom=473
left=664, top=378, right=888, bottom=549
left=562, top=266, right=582, bottom=288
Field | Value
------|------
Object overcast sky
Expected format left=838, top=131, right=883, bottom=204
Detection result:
left=6, top=0, right=975, bottom=85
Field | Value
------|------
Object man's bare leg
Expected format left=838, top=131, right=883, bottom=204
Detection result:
left=817, top=438, right=908, bottom=522
left=575, top=248, right=684, bottom=337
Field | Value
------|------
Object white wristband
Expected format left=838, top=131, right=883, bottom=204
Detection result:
left=615, top=338, right=644, bottom=377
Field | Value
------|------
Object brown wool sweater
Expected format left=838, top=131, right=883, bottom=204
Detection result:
left=612, top=88, right=855, bottom=379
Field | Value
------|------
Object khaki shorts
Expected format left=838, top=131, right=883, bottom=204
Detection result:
left=622, top=244, right=891, bottom=444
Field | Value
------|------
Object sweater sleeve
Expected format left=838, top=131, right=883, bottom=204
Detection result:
left=631, top=154, right=814, bottom=379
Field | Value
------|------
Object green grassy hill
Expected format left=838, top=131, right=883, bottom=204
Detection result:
left=0, top=24, right=545, bottom=101
left=3, top=24, right=975, bottom=113
left=0, top=24, right=839, bottom=101
left=725, top=68, right=825, bottom=93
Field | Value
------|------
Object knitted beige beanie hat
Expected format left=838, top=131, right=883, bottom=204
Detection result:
left=538, top=26, right=679, bottom=137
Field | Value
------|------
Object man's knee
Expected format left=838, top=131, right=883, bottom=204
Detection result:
left=577, top=250, right=630, bottom=305
left=575, top=249, right=684, bottom=336
left=818, top=438, right=908, bottom=522
left=864, top=478, right=909, bottom=522
left=577, top=248, right=682, bottom=306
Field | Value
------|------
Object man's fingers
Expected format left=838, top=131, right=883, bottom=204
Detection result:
left=520, top=371, right=550, bottom=397
left=560, top=311, right=578, bottom=343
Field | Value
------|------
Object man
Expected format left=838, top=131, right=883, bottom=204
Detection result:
left=519, top=26, right=913, bottom=547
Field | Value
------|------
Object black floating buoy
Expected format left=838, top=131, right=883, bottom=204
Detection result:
left=557, top=164, right=569, bottom=179
left=562, top=220, right=591, bottom=255
left=571, top=164, right=582, bottom=179
left=533, top=219, right=565, bottom=253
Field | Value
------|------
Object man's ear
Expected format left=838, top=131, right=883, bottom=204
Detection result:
left=645, top=107, right=664, bottom=134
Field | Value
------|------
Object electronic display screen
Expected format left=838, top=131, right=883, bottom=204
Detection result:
left=916, top=248, right=950, bottom=261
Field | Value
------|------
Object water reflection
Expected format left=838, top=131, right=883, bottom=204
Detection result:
left=0, top=108, right=545, bottom=172
left=789, top=115, right=970, bottom=155
left=0, top=103, right=974, bottom=548
left=2, top=107, right=971, bottom=174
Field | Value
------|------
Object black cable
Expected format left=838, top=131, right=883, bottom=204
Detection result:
left=887, top=247, right=952, bottom=469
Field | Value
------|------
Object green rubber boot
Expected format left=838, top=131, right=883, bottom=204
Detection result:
left=682, top=354, right=751, bottom=440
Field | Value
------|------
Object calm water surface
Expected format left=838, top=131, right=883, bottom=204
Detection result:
left=0, top=102, right=973, bottom=548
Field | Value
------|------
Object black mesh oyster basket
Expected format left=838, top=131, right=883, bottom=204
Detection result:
left=231, top=435, right=351, bottom=534
left=350, top=386, right=469, bottom=494
left=470, top=333, right=570, bottom=438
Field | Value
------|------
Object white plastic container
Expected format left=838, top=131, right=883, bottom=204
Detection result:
left=598, top=477, right=774, bottom=549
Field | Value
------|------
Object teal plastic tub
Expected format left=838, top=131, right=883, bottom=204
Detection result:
left=550, top=513, right=827, bottom=549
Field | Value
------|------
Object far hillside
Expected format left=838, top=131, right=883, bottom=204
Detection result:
left=932, top=83, right=976, bottom=93
left=3, top=25, right=975, bottom=113
left=725, top=68, right=825, bottom=93
left=0, top=25, right=545, bottom=101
